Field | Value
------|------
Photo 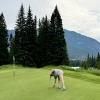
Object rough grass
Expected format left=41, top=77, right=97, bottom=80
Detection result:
left=0, top=65, right=100, bottom=100
left=87, top=68, right=100, bottom=76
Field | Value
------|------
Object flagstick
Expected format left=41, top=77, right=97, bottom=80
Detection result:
left=13, top=56, right=15, bottom=79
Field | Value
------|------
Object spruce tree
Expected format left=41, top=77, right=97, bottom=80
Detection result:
left=38, top=16, right=50, bottom=67
left=86, top=54, right=91, bottom=68
left=96, top=52, right=100, bottom=69
left=81, top=61, right=87, bottom=69
left=46, top=6, right=69, bottom=65
left=91, top=55, right=96, bottom=68
left=9, top=33, right=14, bottom=64
left=81, top=54, right=96, bottom=69
left=0, top=13, right=9, bottom=65
left=24, top=6, right=37, bottom=66
left=14, top=4, right=26, bottom=65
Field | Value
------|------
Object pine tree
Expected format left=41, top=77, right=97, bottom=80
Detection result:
left=86, top=54, right=91, bottom=68
left=38, top=16, right=50, bottom=67
left=46, top=6, right=69, bottom=65
left=24, top=6, right=37, bottom=66
left=81, top=61, right=87, bottom=69
left=81, top=54, right=96, bottom=69
left=91, top=55, right=96, bottom=68
left=0, top=13, right=9, bottom=65
left=96, top=52, right=100, bottom=69
left=14, top=4, right=26, bottom=65
left=9, top=33, right=14, bottom=64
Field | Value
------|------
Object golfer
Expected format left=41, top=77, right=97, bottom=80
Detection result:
left=50, top=69, right=66, bottom=89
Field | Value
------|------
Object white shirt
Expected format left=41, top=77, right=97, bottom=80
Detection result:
left=52, top=69, right=63, bottom=76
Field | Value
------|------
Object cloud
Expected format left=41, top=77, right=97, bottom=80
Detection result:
left=0, top=0, right=100, bottom=42
left=51, top=0, right=100, bottom=42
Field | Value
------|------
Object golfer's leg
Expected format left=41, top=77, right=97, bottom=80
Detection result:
left=53, top=78, right=56, bottom=87
left=58, top=75, right=62, bottom=88
left=62, top=78, right=66, bottom=89
left=58, top=77, right=61, bottom=88
left=60, top=75, right=66, bottom=89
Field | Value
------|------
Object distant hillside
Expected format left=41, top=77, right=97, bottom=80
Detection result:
left=64, top=29, right=100, bottom=60
left=8, top=30, right=100, bottom=60
left=8, top=30, right=15, bottom=37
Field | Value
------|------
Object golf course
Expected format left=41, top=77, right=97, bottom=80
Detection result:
left=0, top=65, right=100, bottom=100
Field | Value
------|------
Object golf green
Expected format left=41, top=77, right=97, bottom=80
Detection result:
left=0, top=66, right=100, bottom=100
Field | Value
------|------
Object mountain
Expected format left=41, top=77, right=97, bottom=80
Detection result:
left=64, top=29, right=100, bottom=60
left=8, top=30, right=15, bottom=37
left=8, top=30, right=100, bottom=60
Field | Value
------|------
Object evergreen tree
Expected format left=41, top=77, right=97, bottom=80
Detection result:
left=96, top=52, right=100, bottom=69
left=9, top=33, right=14, bottom=64
left=81, top=61, right=87, bottom=69
left=91, top=55, right=96, bottom=68
left=86, top=54, right=91, bottom=68
left=0, top=13, right=9, bottom=65
left=46, top=6, right=69, bottom=65
left=81, top=54, right=96, bottom=69
left=24, top=6, right=37, bottom=66
left=38, top=16, right=50, bottom=67
left=14, top=4, right=26, bottom=65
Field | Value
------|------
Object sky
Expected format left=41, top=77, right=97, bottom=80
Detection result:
left=0, top=0, right=100, bottom=42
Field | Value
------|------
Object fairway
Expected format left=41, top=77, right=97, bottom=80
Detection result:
left=0, top=66, right=100, bottom=100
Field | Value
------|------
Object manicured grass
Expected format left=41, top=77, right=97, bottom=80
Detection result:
left=0, top=65, right=100, bottom=100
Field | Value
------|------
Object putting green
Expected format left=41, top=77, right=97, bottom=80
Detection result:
left=0, top=67, right=100, bottom=100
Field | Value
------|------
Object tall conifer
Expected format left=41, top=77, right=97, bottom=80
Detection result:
left=0, top=13, right=9, bottom=65
left=46, top=6, right=69, bottom=65
left=38, top=16, right=50, bottom=67
left=14, top=4, right=26, bottom=65
left=96, top=52, right=100, bottom=69
left=24, top=6, right=37, bottom=66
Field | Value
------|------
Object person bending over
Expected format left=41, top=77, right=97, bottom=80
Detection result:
left=50, top=69, right=66, bottom=89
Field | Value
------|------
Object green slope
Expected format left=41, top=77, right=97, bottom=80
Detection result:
left=0, top=66, right=100, bottom=100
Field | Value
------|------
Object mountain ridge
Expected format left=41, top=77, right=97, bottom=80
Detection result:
left=64, top=29, right=100, bottom=60
left=8, top=29, right=100, bottom=60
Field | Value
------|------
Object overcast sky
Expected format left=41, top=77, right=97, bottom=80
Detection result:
left=0, top=0, right=100, bottom=42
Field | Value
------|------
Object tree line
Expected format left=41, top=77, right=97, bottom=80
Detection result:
left=81, top=53, right=100, bottom=69
left=0, top=5, right=69, bottom=67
